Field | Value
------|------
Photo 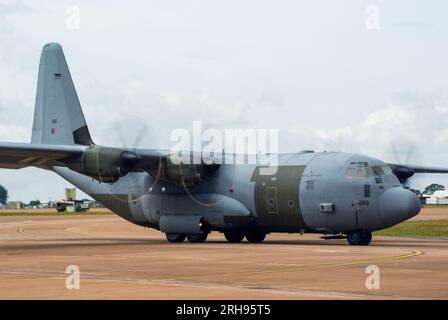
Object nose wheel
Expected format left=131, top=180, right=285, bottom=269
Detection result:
left=346, top=231, right=372, bottom=246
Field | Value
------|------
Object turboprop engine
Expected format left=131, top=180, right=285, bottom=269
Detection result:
left=73, top=147, right=220, bottom=185
left=160, top=154, right=220, bottom=186
left=81, top=146, right=142, bottom=183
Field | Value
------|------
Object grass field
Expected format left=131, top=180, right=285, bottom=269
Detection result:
left=422, top=204, right=448, bottom=208
left=375, top=220, right=448, bottom=238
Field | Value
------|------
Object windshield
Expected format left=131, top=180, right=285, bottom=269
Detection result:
left=371, top=165, right=394, bottom=176
left=346, top=162, right=371, bottom=178
left=346, top=163, right=394, bottom=179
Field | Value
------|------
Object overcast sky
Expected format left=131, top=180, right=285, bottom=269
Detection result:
left=1, top=0, right=448, bottom=202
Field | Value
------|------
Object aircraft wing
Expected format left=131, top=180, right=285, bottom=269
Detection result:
left=387, top=162, right=448, bottom=183
left=0, top=142, right=219, bottom=185
left=0, top=142, right=85, bottom=170
left=405, top=164, right=448, bottom=174
left=0, top=142, right=171, bottom=181
left=388, top=163, right=448, bottom=174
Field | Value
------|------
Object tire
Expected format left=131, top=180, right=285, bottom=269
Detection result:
left=245, top=230, right=266, bottom=243
left=360, top=231, right=372, bottom=246
left=224, top=231, right=244, bottom=243
left=165, top=233, right=186, bottom=243
left=347, top=231, right=372, bottom=246
left=187, top=233, right=208, bottom=243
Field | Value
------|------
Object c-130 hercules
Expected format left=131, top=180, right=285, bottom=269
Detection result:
left=1, top=43, right=447, bottom=245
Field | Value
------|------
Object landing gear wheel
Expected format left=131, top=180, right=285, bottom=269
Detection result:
left=347, top=231, right=372, bottom=246
left=245, top=231, right=266, bottom=243
left=224, top=231, right=244, bottom=243
left=165, top=233, right=186, bottom=243
left=360, top=231, right=372, bottom=245
left=187, top=233, right=208, bottom=243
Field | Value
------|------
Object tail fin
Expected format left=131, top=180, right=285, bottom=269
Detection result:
left=31, top=43, right=93, bottom=146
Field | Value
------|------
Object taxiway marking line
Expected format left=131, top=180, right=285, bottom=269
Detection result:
left=156, top=249, right=424, bottom=282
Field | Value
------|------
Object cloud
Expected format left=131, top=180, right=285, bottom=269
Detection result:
left=1, top=1, right=448, bottom=200
left=0, top=0, right=32, bottom=15
left=309, top=90, right=448, bottom=190
left=393, top=20, right=434, bottom=30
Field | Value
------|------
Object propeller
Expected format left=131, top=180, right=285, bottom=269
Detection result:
left=118, top=151, right=142, bottom=175
left=113, top=118, right=153, bottom=150
left=90, top=117, right=161, bottom=182
left=391, top=165, right=415, bottom=184
left=389, top=140, right=425, bottom=188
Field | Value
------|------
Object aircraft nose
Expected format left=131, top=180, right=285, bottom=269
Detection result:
left=379, top=187, right=421, bottom=227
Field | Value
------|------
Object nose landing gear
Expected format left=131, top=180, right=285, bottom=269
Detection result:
left=346, top=230, right=372, bottom=246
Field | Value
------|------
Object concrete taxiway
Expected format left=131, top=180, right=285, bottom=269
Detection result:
left=0, top=209, right=447, bottom=299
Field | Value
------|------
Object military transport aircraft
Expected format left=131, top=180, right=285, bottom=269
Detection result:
left=1, top=43, right=447, bottom=246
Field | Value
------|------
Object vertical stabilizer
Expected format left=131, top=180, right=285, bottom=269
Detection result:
left=31, top=43, right=93, bottom=146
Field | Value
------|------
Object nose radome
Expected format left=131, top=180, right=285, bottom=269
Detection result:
left=379, top=187, right=421, bottom=227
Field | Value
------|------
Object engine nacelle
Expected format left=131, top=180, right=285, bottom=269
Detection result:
left=82, top=146, right=140, bottom=183
left=161, top=154, right=220, bottom=186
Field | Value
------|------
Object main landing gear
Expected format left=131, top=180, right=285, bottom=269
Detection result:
left=165, top=230, right=268, bottom=244
left=165, top=232, right=208, bottom=243
left=346, top=230, right=372, bottom=246
left=223, top=230, right=267, bottom=243
left=244, top=230, right=266, bottom=243
left=186, top=233, right=208, bottom=243
left=224, top=231, right=245, bottom=243
left=165, top=233, right=186, bottom=243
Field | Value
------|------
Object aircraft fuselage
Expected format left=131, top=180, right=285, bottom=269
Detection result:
left=53, top=150, right=421, bottom=243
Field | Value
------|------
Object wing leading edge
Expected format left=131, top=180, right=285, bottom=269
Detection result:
left=387, top=162, right=448, bottom=184
left=0, top=142, right=85, bottom=170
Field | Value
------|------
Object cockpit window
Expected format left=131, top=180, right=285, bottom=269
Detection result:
left=347, top=162, right=371, bottom=178
left=382, top=165, right=393, bottom=175
left=372, top=165, right=394, bottom=176
left=349, top=161, right=368, bottom=167
left=371, top=166, right=384, bottom=176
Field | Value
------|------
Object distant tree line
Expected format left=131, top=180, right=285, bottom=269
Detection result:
left=423, top=183, right=445, bottom=195
left=0, top=185, right=8, bottom=204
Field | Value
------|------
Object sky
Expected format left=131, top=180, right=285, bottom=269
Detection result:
left=1, top=0, right=448, bottom=202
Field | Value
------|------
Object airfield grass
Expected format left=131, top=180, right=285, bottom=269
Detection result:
left=421, top=204, right=448, bottom=208
left=375, top=220, right=448, bottom=238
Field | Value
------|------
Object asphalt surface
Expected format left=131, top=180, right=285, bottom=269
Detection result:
left=0, top=208, right=447, bottom=299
